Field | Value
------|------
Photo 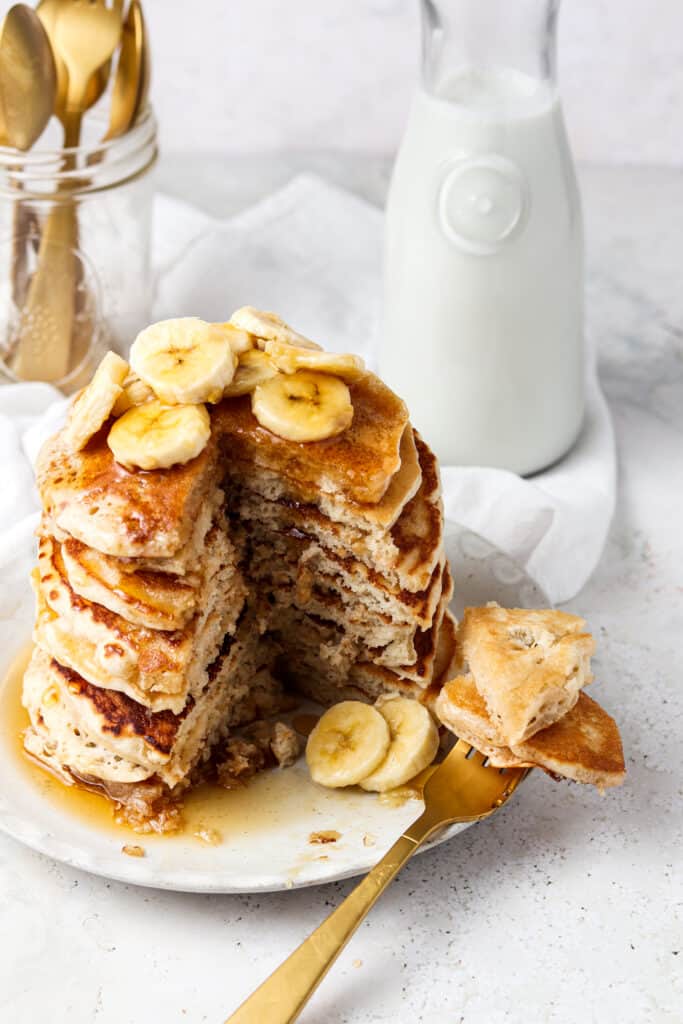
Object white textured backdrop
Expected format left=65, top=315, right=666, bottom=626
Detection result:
left=143, top=0, right=682, bottom=165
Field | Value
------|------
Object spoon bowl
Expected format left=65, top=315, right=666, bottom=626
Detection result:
left=104, top=0, right=147, bottom=141
left=36, top=0, right=110, bottom=137
left=0, top=4, right=57, bottom=150
left=54, top=0, right=121, bottom=118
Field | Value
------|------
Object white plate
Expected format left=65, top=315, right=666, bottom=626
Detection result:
left=0, top=522, right=547, bottom=893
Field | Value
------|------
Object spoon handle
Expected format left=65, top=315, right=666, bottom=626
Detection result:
left=62, top=110, right=82, bottom=153
left=12, top=202, right=77, bottom=382
left=13, top=111, right=83, bottom=383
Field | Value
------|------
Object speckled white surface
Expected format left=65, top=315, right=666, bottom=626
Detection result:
left=1, top=160, right=682, bottom=1023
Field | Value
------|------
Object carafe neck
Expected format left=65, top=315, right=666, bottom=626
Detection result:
left=421, top=0, right=559, bottom=94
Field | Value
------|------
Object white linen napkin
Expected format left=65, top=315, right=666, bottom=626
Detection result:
left=0, top=175, right=615, bottom=630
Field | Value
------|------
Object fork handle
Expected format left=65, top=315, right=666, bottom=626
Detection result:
left=225, top=811, right=443, bottom=1024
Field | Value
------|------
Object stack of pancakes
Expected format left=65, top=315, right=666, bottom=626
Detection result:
left=23, top=372, right=458, bottom=826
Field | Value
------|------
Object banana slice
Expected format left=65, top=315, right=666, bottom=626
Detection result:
left=359, top=697, right=440, bottom=793
left=222, top=349, right=279, bottom=397
left=130, top=318, right=237, bottom=405
left=64, top=351, right=129, bottom=451
left=252, top=370, right=353, bottom=442
left=264, top=340, right=366, bottom=383
left=111, top=372, right=155, bottom=417
left=229, top=306, right=322, bottom=351
left=215, top=322, right=254, bottom=357
left=306, top=701, right=391, bottom=788
left=108, top=400, right=211, bottom=471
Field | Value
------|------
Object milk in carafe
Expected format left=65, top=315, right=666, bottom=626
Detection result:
left=381, top=7, right=585, bottom=475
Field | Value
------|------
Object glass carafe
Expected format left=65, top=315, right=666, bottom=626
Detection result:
left=381, top=0, right=584, bottom=475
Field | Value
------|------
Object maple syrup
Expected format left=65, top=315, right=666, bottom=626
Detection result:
left=0, top=646, right=345, bottom=843
left=377, top=764, right=437, bottom=808
left=292, top=713, right=320, bottom=737
left=0, top=644, right=141, bottom=837
left=1, top=645, right=432, bottom=847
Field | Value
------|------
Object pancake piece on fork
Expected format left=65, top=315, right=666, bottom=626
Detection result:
left=457, top=604, right=596, bottom=745
left=435, top=600, right=625, bottom=791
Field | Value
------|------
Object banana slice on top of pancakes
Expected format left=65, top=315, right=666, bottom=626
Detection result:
left=63, top=311, right=364, bottom=470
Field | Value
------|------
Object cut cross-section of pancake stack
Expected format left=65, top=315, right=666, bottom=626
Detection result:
left=436, top=604, right=625, bottom=789
left=23, top=311, right=458, bottom=830
left=214, top=395, right=455, bottom=706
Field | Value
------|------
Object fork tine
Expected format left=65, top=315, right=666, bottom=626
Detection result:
left=452, top=737, right=473, bottom=757
left=469, top=749, right=488, bottom=768
left=452, top=737, right=490, bottom=767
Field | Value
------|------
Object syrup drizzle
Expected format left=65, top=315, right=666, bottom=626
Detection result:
left=1, top=646, right=429, bottom=845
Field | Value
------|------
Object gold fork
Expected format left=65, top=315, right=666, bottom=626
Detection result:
left=225, top=741, right=530, bottom=1023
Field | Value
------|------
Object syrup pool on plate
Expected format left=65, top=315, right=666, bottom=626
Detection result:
left=0, top=648, right=427, bottom=846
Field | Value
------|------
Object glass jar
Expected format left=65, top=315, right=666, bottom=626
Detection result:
left=0, top=107, right=157, bottom=393
left=381, top=0, right=585, bottom=475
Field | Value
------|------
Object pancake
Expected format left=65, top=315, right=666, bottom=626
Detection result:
left=37, top=425, right=221, bottom=560
left=231, top=431, right=443, bottom=594
left=389, top=434, right=444, bottom=590
left=227, top=424, right=421, bottom=535
left=48, top=486, right=225, bottom=599
left=23, top=627, right=284, bottom=789
left=34, top=533, right=247, bottom=711
left=23, top=648, right=153, bottom=786
left=212, top=373, right=409, bottom=506
left=352, top=608, right=460, bottom=703
left=246, top=523, right=449, bottom=669
left=512, top=691, right=625, bottom=786
left=362, top=563, right=453, bottom=681
left=295, top=548, right=446, bottom=630
left=458, top=604, right=595, bottom=745
left=59, top=535, right=198, bottom=630
left=56, top=516, right=238, bottom=630
left=435, top=673, right=504, bottom=749
left=435, top=673, right=625, bottom=787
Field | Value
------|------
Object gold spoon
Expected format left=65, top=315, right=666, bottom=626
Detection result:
left=53, top=0, right=122, bottom=145
left=57, top=0, right=146, bottom=391
left=0, top=4, right=56, bottom=150
left=0, top=6, right=57, bottom=343
left=103, top=0, right=147, bottom=141
left=138, top=1, right=152, bottom=118
left=35, top=0, right=109, bottom=147
left=13, top=0, right=122, bottom=382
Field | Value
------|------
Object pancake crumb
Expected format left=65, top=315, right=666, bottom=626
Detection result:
left=362, top=833, right=376, bottom=847
left=216, top=721, right=302, bottom=789
left=122, top=844, right=145, bottom=858
left=309, top=830, right=340, bottom=845
left=193, top=826, right=222, bottom=845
